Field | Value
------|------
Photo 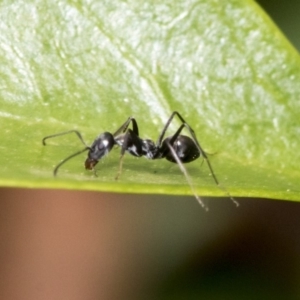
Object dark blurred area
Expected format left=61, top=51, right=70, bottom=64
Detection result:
left=1, top=1, right=300, bottom=299
left=257, top=0, right=300, bottom=51
left=0, top=190, right=300, bottom=299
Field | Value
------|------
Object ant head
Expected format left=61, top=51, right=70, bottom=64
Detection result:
left=85, top=132, right=115, bottom=170
left=85, top=157, right=98, bottom=170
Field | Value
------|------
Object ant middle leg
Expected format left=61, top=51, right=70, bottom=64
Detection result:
left=113, top=117, right=139, bottom=137
left=115, top=128, right=144, bottom=180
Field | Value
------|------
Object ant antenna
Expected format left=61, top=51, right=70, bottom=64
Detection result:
left=42, top=130, right=90, bottom=176
left=42, top=130, right=89, bottom=147
left=53, top=147, right=90, bottom=176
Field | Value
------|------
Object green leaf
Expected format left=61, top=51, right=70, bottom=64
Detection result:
left=0, top=0, right=299, bottom=201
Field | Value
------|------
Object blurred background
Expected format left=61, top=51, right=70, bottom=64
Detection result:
left=257, top=0, right=300, bottom=51
left=0, top=1, right=299, bottom=299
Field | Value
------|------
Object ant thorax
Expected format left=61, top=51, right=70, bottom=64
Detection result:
left=141, top=139, right=157, bottom=159
left=114, top=132, right=143, bottom=157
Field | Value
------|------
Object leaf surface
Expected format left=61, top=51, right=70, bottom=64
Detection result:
left=0, top=0, right=299, bottom=201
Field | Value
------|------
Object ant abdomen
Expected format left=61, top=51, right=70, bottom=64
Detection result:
left=162, top=135, right=201, bottom=163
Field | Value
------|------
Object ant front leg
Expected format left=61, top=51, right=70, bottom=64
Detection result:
left=114, top=128, right=144, bottom=180
left=113, top=117, right=139, bottom=137
left=113, top=117, right=141, bottom=180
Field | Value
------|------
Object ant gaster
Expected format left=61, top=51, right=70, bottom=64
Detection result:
left=42, top=111, right=237, bottom=209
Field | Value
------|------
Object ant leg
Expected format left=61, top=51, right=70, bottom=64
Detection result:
left=115, top=129, right=142, bottom=180
left=115, top=153, right=125, bottom=180
left=156, top=111, right=197, bottom=146
left=115, top=134, right=128, bottom=180
left=156, top=111, right=200, bottom=147
left=156, top=111, right=179, bottom=146
left=113, top=117, right=139, bottom=137
left=172, top=122, right=239, bottom=207
left=113, top=118, right=140, bottom=180
left=42, top=130, right=89, bottom=147
left=93, top=168, right=98, bottom=177
left=166, top=141, right=208, bottom=211
left=162, top=113, right=224, bottom=182
left=53, top=147, right=90, bottom=176
left=158, top=112, right=237, bottom=206
left=158, top=124, right=208, bottom=209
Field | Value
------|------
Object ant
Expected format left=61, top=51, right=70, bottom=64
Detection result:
left=42, top=111, right=237, bottom=209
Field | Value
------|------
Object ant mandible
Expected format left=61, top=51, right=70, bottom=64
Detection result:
left=42, top=111, right=237, bottom=209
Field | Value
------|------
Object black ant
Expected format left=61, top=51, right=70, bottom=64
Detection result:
left=42, top=111, right=237, bottom=209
